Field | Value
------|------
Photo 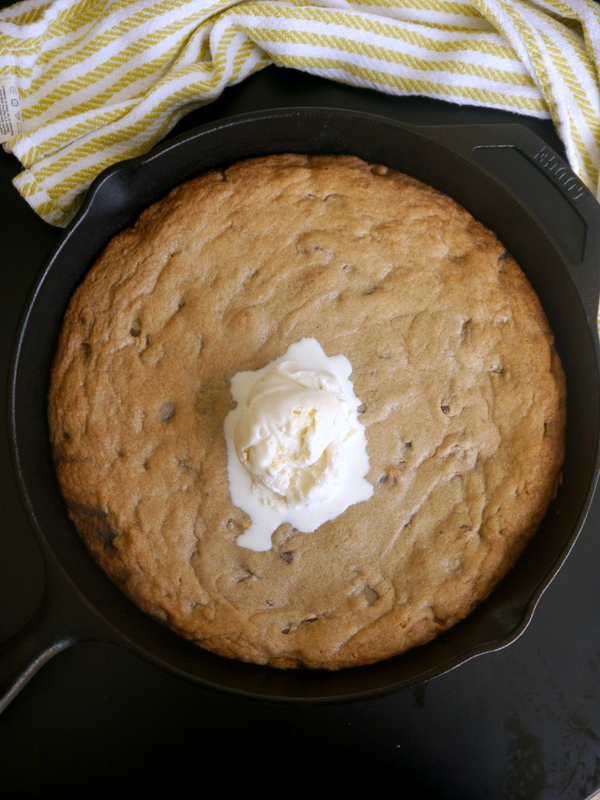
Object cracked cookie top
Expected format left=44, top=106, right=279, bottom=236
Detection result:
left=48, top=154, right=566, bottom=669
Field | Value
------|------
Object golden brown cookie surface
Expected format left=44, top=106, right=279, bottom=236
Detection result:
left=48, top=154, right=566, bottom=669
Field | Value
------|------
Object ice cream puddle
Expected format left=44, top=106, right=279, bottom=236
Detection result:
left=224, top=338, right=373, bottom=551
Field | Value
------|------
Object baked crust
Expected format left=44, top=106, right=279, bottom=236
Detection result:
left=48, top=154, right=566, bottom=669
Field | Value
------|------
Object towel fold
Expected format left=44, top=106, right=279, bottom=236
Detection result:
left=1, top=0, right=600, bottom=226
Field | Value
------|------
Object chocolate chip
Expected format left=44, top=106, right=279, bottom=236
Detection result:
left=158, top=402, right=175, bottom=422
left=93, top=521, right=119, bottom=553
left=80, top=342, right=92, bottom=363
left=279, top=550, right=294, bottom=564
left=363, top=586, right=379, bottom=606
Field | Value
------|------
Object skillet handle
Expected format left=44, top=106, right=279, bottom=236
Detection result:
left=0, top=605, right=78, bottom=714
left=0, top=555, right=111, bottom=713
left=421, top=123, right=600, bottom=330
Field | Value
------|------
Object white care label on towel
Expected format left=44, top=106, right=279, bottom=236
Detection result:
left=0, top=79, right=22, bottom=143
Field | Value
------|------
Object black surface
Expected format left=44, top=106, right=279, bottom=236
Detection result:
left=2, top=65, right=600, bottom=798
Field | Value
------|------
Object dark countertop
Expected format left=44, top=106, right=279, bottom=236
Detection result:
left=2, top=64, right=600, bottom=800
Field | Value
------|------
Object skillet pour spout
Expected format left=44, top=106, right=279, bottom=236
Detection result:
left=4, top=109, right=600, bottom=707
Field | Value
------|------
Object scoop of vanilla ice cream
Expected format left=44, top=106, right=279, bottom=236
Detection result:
left=234, top=360, right=356, bottom=506
left=223, top=337, right=373, bottom=551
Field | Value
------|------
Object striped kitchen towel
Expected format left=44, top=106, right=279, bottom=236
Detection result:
left=1, top=0, right=600, bottom=226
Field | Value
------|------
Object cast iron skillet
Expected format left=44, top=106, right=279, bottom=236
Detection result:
left=2, top=108, right=600, bottom=709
